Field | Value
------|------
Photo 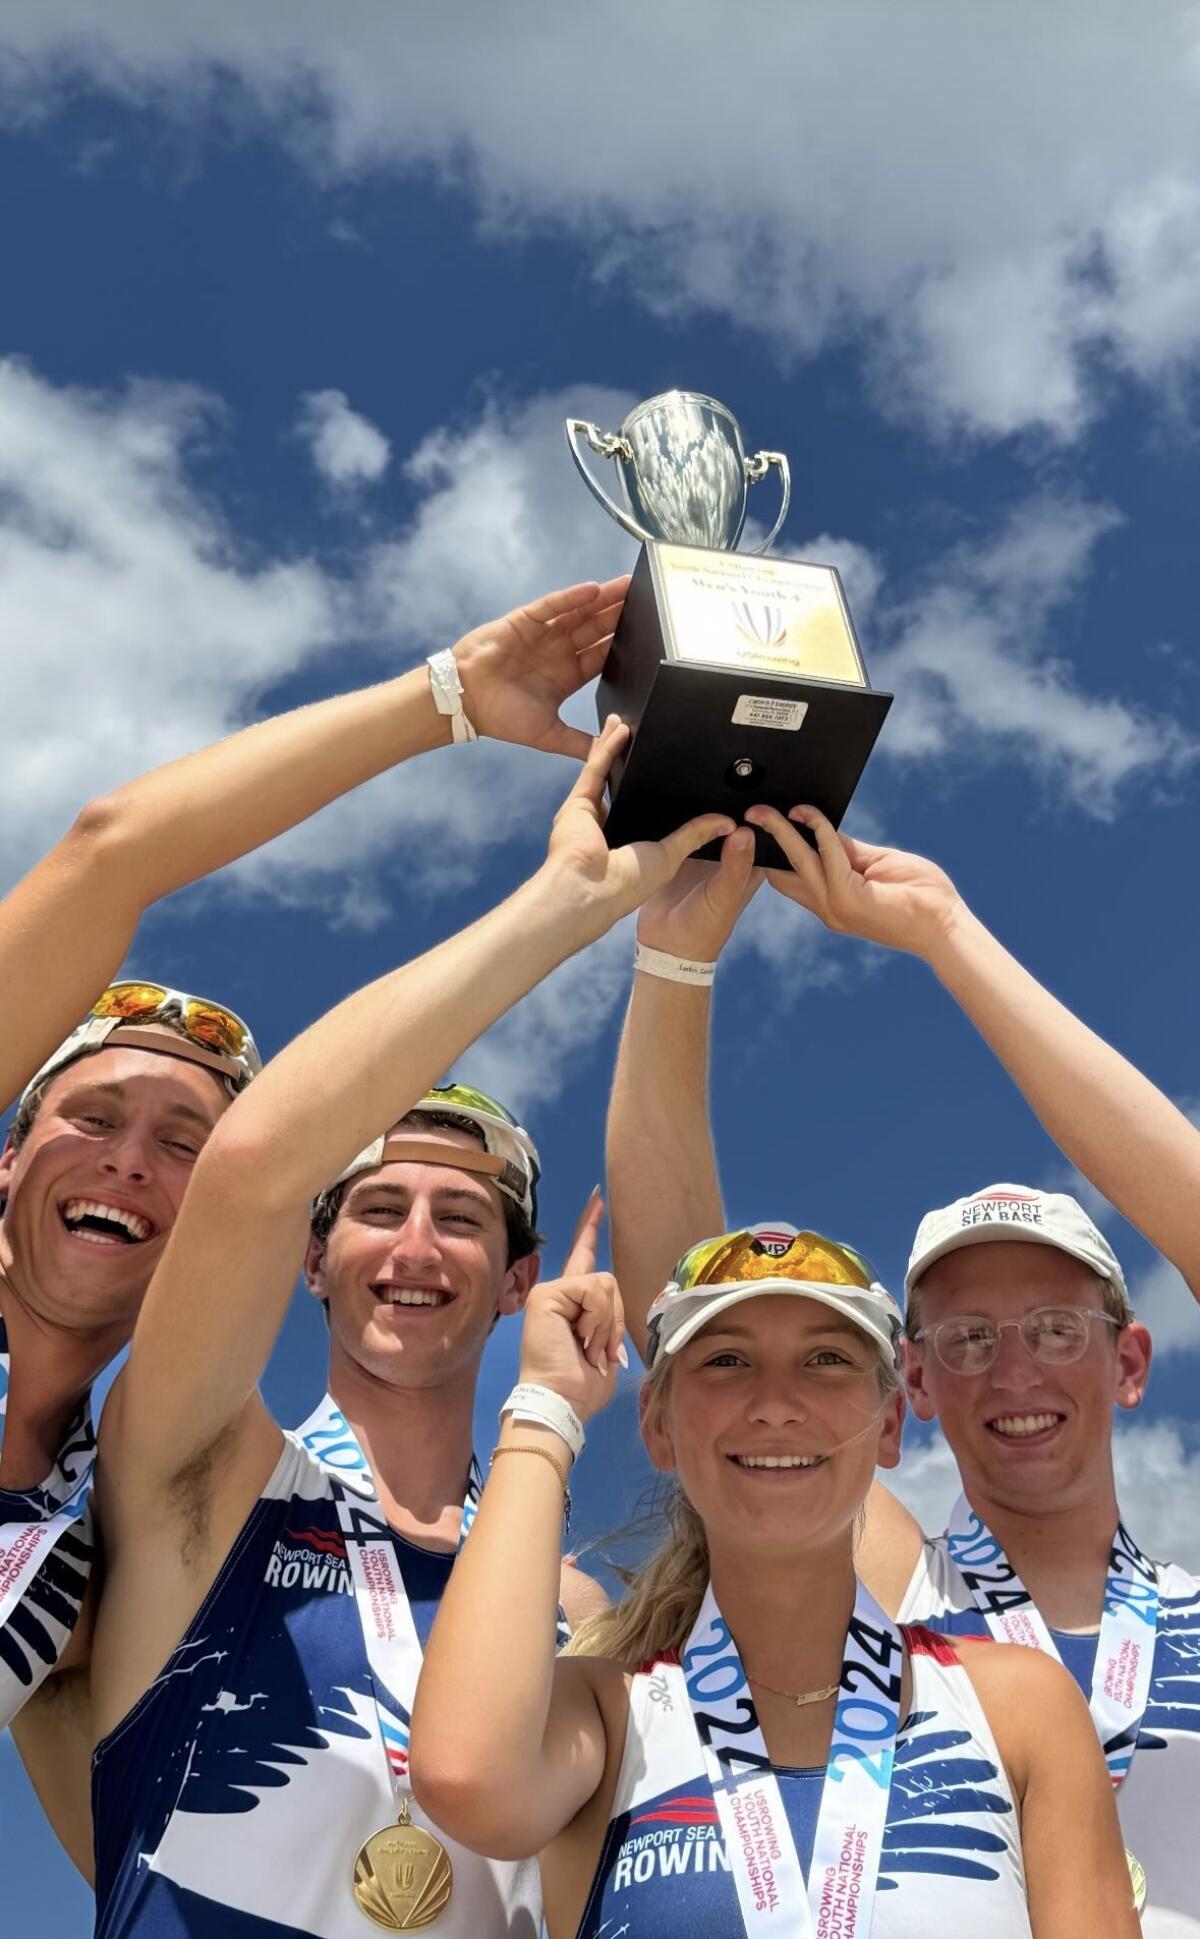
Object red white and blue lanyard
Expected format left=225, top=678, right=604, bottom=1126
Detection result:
left=0, top=1316, right=95, bottom=1640
left=297, top=1393, right=481, bottom=1793
left=683, top=1577, right=903, bottom=1937
left=945, top=1494, right=1159, bottom=1784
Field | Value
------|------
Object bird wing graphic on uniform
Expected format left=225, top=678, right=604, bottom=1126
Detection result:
left=876, top=1711, right=1012, bottom=1888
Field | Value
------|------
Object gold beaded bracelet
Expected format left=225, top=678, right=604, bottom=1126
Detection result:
left=490, top=1443, right=573, bottom=1529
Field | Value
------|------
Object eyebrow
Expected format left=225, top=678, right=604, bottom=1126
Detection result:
left=346, top=1180, right=498, bottom=1213
left=62, top=1080, right=217, bottom=1131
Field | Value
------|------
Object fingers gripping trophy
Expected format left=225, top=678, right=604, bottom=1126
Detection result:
left=565, top=391, right=892, bottom=863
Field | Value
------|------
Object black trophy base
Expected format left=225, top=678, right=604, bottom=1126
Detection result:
left=597, top=659, right=892, bottom=866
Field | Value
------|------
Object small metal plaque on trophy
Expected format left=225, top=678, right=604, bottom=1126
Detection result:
left=565, top=390, right=891, bottom=861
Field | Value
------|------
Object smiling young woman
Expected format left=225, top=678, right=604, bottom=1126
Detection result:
left=410, top=1221, right=1141, bottom=1939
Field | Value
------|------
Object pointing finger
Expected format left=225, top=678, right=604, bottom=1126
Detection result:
left=562, top=1189, right=605, bottom=1278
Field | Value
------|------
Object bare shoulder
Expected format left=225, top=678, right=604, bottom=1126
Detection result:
left=939, top=1635, right=1094, bottom=1794
left=947, top=1634, right=1086, bottom=1707
left=558, top=1556, right=611, bottom=1630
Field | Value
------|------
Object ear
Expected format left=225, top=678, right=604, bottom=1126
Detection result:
left=639, top=1379, right=676, bottom=1474
left=0, top=1138, right=15, bottom=1205
left=902, top=1335, right=938, bottom=1424
left=303, top=1232, right=329, bottom=1301
left=1114, top=1320, right=1152, bottom=1412
left=875, top=1386, right=907, bottom=1470
left=497, top=1250, right=541, bottom=1318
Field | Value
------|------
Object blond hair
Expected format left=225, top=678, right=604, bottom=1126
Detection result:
left=566, top=1358, right=710, bottom=1664
left=567, top=1341, right=899, bottom=1666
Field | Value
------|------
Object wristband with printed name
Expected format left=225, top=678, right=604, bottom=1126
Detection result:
left=427, top=648, right=479, bottom=744
left=500, top=1383, right=584, bottom=1461
left=634, top=941, right=717, bottom=987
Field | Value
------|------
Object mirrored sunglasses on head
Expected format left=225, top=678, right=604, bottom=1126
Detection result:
left=90, top=981, right=261, bottom=1086
left=913, top=1305, right=1121, bottom=1374
left=672, top=1226, right=880, bottom=1295
left=422, top=1081, right=521, bottom=1128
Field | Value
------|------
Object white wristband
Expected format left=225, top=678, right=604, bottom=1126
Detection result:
left=634, top=941, right=717, bottom=987
left=500, top=1383, right=584, bottom=1461
left=427, top=648, right=479, bottom=744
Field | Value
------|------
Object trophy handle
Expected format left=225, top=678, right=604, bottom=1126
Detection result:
left=743, top=450, right=791, bottom=554
left=564, top=418, right=656, bottom=546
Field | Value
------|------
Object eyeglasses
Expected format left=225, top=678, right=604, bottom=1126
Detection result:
left=912, top=1306, right=1122, bottom=1374
left=90, top=982, right=261, bottom=1088
left=672, top=1227, right=880, bottom=1294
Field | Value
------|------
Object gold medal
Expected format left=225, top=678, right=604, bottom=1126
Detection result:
left=1126, top=1848, right=1147, bottom=1916
left=353, top=1797, right=454, bottom=1931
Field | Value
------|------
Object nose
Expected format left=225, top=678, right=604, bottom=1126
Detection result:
left=986, top=1324, right=1045, bottom=1396
left=744, top=1370, right=811, bottom=1427
left=99, top=1126, right=153, bottom=1185
left=380, top=1200, right=443, bottom=1276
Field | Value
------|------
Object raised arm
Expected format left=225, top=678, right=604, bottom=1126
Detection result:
left=747, top=801, right=1200, bottom=1299
left=411, top=1201, right=623, bottom=1857
left=606, top=831, right=759, bottom=1359
left=102, top=722, right=733, bottom=1500
left=0, top=577, right=626, bottom=1108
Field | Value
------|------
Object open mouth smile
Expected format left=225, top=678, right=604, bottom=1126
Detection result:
left=985, top=1411, right=1066, bottom=1444
left=728, top=1453, right=827, bottom=1472
left=60, top=1198, right=155, bottom=1246
left=373, top=1287, right=453, bottom=1309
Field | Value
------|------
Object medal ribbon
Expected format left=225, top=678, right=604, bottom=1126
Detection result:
left=683, top=1578, right=902, bottom=1938
left=297, top=1392, right=481, bottom=1794
left=0, top=1316, right=96, bottom=1635
left=945, top=1494, right=1159, bottom=1784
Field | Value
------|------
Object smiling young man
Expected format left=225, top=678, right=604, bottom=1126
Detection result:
left=86, top=719, right=733, bottom=1938
left=605, top=808, right=1200, bottom=1934
left=0, top=573, right=626, bottom=1871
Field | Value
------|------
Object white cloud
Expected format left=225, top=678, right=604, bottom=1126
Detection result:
left=295, top=388, right=390, bottom=488
left=872, top=498, right=1196, bottom=815
left=0, top=367, right=631, bottom=924
left=1045, top=1121, right=1200, bottom=1359
left=888, top=1429, right=963, bottom=1538
left=1130, top=1256, right=1200, bottom=1360
left=3, top=6, right=1200, bottom=437
left=466, top=916, right=635, bottom=1117
left=0, top=357, right=339, bottom=893
left=0, top=366, right=1188, bottom=940
left=358, top=385, right=635, bottom=650
left=891, top=1419, right=1200, bottom=1570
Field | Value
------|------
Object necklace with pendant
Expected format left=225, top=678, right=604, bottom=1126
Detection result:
left=746, top=1673, right=840, bottom=1708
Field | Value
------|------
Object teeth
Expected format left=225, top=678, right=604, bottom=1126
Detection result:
left=62, top=1199, right=152, bottom=1242
left=989, top=1413, right=1061, bottom=1438
left=380, top=1290, right=448, bottom=1307
left=734, top=1454, right=822, bottom=1470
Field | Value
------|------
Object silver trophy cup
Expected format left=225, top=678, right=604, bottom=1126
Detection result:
left=565, top=390, right=790, bottom=552
left=564, top=387, right=889, bottom=861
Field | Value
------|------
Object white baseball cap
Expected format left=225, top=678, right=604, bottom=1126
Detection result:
left=905, top=1184, right=1128, bottom=1303
left=646, top=1222, right=903, bottom=1370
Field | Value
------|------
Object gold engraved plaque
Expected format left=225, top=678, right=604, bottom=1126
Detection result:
left=353, top=1806, right=454, bottom=1932
left=653, top=544, right=867, bottom=689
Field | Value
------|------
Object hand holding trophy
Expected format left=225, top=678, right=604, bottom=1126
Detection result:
left=565, top=389, right=892, bottom=862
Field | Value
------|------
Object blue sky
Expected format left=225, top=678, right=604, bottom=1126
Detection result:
left=2, top=10, right=1200, bottom=1930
